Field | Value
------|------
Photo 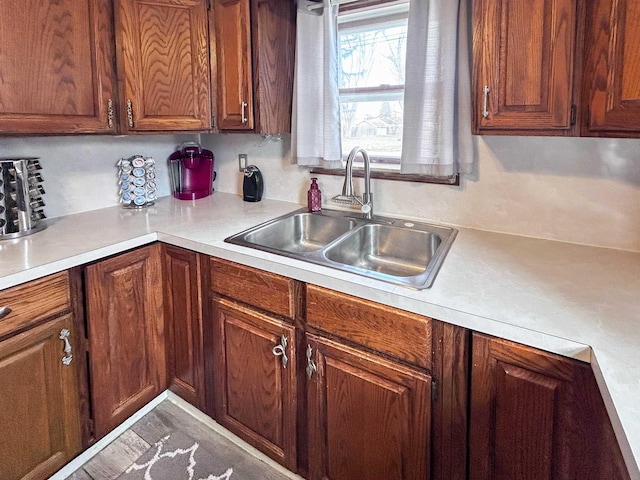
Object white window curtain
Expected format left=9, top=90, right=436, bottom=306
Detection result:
left=400, top=0, right=473, bottom=177
left=291, top=0, right=343, bottom=168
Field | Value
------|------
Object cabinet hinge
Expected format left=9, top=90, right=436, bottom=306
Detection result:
left=570, top=104, right=577, bottom=126
left=431, top=378, right=439, bottom=402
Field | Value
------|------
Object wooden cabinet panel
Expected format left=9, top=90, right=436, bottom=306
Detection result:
left=582, top=0, right=640, bottom=135
left=210, top=297, right=298, bottom=470
left=306, top=284, right=432, bottom=369
left=0, top=272, right=71, bottom=338
left=85, top=245, right=166, bottom=439
left=473, top=0, right=578, bottom=134
left=0, top=314, right=81, bottom=480
left=469, top=333, right=630, bottom=480
left=211, top=0, right=295, bottom=133
left=209, top=257, right=297, bottom=320
left=211, top=0, right=254, bottom=130
left=163, top=245, right=204, bottom=409
left=0, top=0, right=116, bottom=134
left=306, top=333, right=432, bottom=480
left=115, top=0, right=211, bottom=132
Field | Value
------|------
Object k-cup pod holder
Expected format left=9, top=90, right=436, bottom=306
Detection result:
left=0, top=157, right=46, bottom=240
left=117, top=156, right=157, bottom=208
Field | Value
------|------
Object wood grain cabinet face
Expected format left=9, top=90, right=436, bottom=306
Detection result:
left=163, top=245, right=204, bottom=409
left=210, top=0, right=295, bottom=133
left=306, top=333, right=432, bottom=480
left=115, top=0, right=212, bottom=132
left=210, top=297, right=298, bottom=471
left=85, top=245, right=166, bottom=439
left=469, top=333, right=630, bottom=480
left=472, top=0, right=579, bottom=134
left=582, top=0, right=640, bottom=136
left=0, top=0, right=117, bottom=134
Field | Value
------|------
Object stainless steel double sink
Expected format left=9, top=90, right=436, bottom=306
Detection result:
left=224, top=208, right=457, bottom=289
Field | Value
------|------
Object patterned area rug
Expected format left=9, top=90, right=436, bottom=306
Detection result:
left=118, top=431, right=234, bottom=480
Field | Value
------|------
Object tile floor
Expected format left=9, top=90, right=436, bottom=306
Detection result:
left=63, top=399, right=300, bottom=480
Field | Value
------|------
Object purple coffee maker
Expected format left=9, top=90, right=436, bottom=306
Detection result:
left=169, top=142, right=215, bottom=200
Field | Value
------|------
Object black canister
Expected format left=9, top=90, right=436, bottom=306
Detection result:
left=243, top=165, right=263, bottom=202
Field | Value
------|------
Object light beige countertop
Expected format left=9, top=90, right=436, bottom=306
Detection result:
left=2, top=193, right=640, bottom=478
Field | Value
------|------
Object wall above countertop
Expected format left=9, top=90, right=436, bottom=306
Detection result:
left=0, top=132, right=638, bottom=252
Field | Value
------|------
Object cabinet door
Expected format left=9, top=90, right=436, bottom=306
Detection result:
left=0, top=0, right=116, bottom=134
left=115, top=0, right=211, bottom=132
left=306, top=333, right=432, bottom=480
left=211, top=0, right=254, bottom=130
left=163, top=245, right=204, bottom=409
left=582, top=0, right=640, bottom=135
left=469, top=333, right=630, bottom=480
left=473, top=0, right=578, bottom=134
left=210, top=296, right=297, bottom=470
left=85, top=245, right=166, bottom=439
left=0, top=315, right=81, bottom=480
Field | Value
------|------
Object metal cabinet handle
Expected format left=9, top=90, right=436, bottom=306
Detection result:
left=107, top=98, right=114, bottom=129
left=482, top=85, right=490, bottom=118
left=0, top=306, right=12, bottom=320
left=306, top=344, right=317, bottom=379
left=59, top=328, right=73, bottom=366
left=272, top=335, right=288, bottom=368
left=241, top=101, right=248, bottom=124
left=126, top=99, right=134, bottom=128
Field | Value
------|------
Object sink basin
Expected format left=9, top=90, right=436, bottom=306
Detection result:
left=243, top=212, right=357, bottom=253
left=324, top=224, right=441, bottom=278
left=225, top=208, right=457, bottom=289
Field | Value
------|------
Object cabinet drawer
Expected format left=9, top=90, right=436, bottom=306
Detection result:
left=306, top=285, right=432, bottom=369
left=0, top=272, right=71, bottom=338
left=209, top=258, right=296, bottom=319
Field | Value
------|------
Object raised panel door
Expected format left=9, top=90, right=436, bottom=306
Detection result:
left=210, top=296, right=298, bottom=470
left=306, top=333, right=432, bottom=480
left=473, top=0, right=578, bottom=134
left=583, top=0, right=640, bottom=135
left=85, top=245, right=166, bottom=439
left=115, top=0, right=211, bottom=132
left=0, top=315, right=81, bottom=480
left=211, top=0, right=254, bottom=130
left=163, top=245, right=204, bottom=408
left=0, top=0, right=116, bottom=134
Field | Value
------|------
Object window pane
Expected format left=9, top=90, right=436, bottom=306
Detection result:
left=338, top=5, right=407, bottom=164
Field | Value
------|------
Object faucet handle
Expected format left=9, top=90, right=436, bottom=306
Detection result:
left=361, top=203, right=371, bottom=215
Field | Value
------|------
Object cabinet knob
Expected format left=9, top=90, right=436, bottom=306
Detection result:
left=272, top=334, right=288, bottom=368
left=0, top=306, right=12, bottom=320
left=482, top=85, right=490, bottom=118
left=59, top=328, right=73, bottom=366
left=126, top=99, right=134, bottom=128
left=306, top=344, right=317, bottom=379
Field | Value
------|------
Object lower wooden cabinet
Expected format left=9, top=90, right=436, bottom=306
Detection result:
left=163, top=245, right=204, bottom=409
left=209, top=296, right=299, bottom=471
left=469, top=333, right=630, bottom=480
left=85, top=244, right=166, bottom=439
left=306, top=333, right=432, bottom=480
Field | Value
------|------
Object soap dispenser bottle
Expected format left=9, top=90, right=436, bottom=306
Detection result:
left=307, top=177, right=322, bottom=212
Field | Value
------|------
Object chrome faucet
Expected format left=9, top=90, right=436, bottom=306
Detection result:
left=332, top=146, right=373, bottom=219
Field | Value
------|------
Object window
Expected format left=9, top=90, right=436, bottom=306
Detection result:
left=338, top=1, right=409, bottom=170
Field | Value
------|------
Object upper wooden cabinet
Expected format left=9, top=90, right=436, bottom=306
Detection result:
left=582, top=0, right=640, bottom=136
left=472, top=0, right=579, bottom=135
left=0, top=0, right=117, bottom=134
left=210, top=0, right=295, bottom=133
left=114, top=0, right=212, bottom=132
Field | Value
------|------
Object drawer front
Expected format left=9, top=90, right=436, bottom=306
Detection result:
left=0, top=272, right=71, bottom=338
left=306, top=284, right=432, bottom=369
left=209, top=258, right=296, bottom=319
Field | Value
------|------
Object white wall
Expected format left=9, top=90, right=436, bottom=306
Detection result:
left=201, top=133, right=640, bottom=252
left=1, top=133, right=638, bottom=252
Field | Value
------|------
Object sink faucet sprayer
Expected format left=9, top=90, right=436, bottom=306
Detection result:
left=332, top=146, right=373, bottom=219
